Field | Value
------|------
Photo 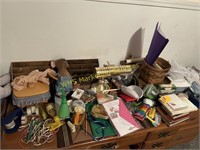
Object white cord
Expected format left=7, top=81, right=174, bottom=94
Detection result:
left=20, top=118, right=56, bottom=147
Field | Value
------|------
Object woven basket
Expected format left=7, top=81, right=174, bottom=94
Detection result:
left=140, top=57, right=171, bottom=84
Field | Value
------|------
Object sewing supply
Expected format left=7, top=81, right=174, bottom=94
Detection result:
left=46, top=103, right=56, bottom=118
left=59, top=88, right=70, bottom=120
left=143, top=98, right=154, bottom=107
left=31, top=105, right=36, bottom=114
left=72, top=99, right=85, bottom=111
left=73, top=106, right=85, bottom=125
left=134, top=104, right=150, bottom=121
left=5, top=120, right=15, bottom=129
left=21, top=115, right=28, bottom=125
left=26, top=107, right=32, bottom=116
left=39, top=103, right=48, bottom=120
left=26, top=118, right=35, bottom=142
left=48, top=116, right=64, bottom=132
left=146, top=115, right=157, bottom=127
left=35, top=106, right=39, bottom=116
left=20, top=117, right=56, bottom=147
left=148, top=107, right=156, bottom=119
left=67, top=121, right=76, bottom=133
left=1, top=108, right=24, bottom=134
left=26, top=105, right=39, bottom=116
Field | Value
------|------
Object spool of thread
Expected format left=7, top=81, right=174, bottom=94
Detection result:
left=67, top=121, right=76, bottom=132
left=35, top=106, right=39, bottom=116
left=26, top=107, right=32, bottom=116
left=31, top=106, right=36, bottom=114
left=21, top=115, right=28, bottom=125
left=72, top=100, right=85, bottom=111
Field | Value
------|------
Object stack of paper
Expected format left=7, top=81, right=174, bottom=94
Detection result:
left=102, top=99, right=140, bottom=137
left=156, top=106, right=190, bottom=127
left=159, top=94, right=198, bottom=116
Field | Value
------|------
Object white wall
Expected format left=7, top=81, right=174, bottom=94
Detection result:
left=198, top=13, right=200, bottom=68
left=0, top=1, right=2, bottom=73
left=1, top=0, right=200, bottom=75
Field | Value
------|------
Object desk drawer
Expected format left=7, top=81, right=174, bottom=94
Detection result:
left=189, top=110, right=199, bottom=123
left=116, top=132, right=148, bottom=148
left=146, top=127, right=178, bottom=141
left=170, top=135, right=198, bottom=147
left=86, top=132, right=148, bottom=149
left=172, top=126, right=199, bottom=143
left=87, top=141, right=119, bottom=149
left=142, top=136, right=171, bottom=149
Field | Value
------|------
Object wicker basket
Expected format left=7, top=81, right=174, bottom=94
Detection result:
left=140, top=57, right=171, bottom=84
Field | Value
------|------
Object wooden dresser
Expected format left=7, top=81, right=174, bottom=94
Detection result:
left=1, top=102, right=199, bottom=149
left=1, top=60, right=199, bottom=149
left=59, top=109, right=199, bottom=149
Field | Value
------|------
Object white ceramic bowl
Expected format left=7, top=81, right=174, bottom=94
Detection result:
left=121, top=85, right=143, bottom=99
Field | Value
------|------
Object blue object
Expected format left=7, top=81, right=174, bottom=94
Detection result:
left=189, top=94, right=200, bottom=108
left=1, top=108, right=24, bottom=134
left=55, top=73, right=73, bottom=96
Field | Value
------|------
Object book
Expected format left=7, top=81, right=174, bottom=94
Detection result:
left=167, top=76, right=191, bottom=92
left=160, top=95, right=198, bottom=116
left=158, top=84, right=176, bottom=94
left=102, top=99, right=140, bottom=137
left=171, top=112, right=189, bottom=119
left=166, top=94, right=188, bottom=111
left=156, top=106, right=190, bottom=126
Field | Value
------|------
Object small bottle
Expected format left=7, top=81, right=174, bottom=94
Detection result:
left=39, top=103, right=48, bottom=120
left=46, top=103, right=56, bottom=118
left=58, top=88, right=70, bottom=120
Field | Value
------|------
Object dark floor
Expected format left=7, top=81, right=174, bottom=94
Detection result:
left=169, top=134, right=200, bottom=149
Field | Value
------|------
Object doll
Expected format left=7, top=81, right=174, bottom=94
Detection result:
left=50, top=58, right=73, bottom=97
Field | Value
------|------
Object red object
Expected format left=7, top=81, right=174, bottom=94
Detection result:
left=119, top=93, right=137, bottom=102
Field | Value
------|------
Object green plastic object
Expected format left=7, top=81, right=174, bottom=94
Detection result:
left=58, top=88, right=70, bottom=120
left=143, top=84, right=159, bottom=100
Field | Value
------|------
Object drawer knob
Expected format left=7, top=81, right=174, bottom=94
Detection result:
left=158, top=131, right=170, bottom=138
left=101, top=142, right=117, bottom=149
left=152, top=142, right=163, bottom=148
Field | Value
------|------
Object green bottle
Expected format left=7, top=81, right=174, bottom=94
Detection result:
left=58, top=88, right=70, bottom=120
